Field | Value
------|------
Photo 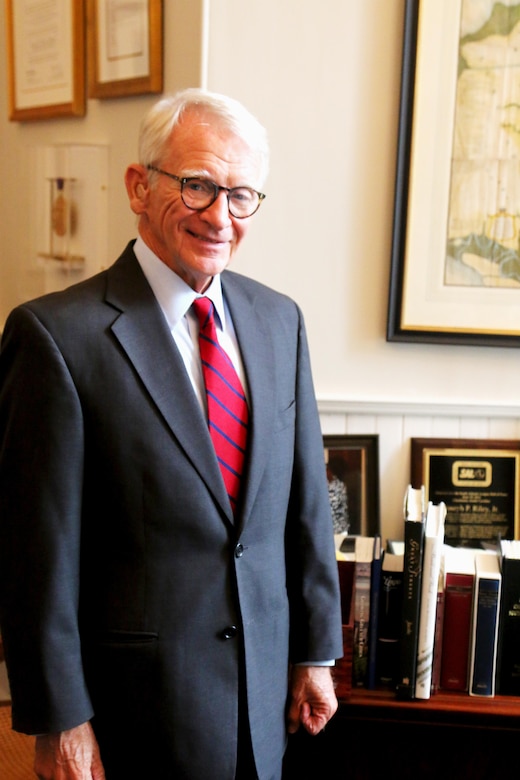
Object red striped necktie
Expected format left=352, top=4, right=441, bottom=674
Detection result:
left=192, top=297, right=249, bottom=514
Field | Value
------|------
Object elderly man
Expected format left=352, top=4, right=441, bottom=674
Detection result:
left=0, top=88, right=343, bottom=780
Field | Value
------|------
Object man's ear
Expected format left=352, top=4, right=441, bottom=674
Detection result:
left=125, top=164, right=150, bottom=214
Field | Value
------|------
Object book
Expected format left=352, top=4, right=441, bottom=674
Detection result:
left=367, top=535, right=382, bottom=689
left=468, top=552, right=501, bottom=697
left=439, top=546, right=477, bottom=691
left=430, top=566, right=445, bottom=694
left=375, top=549, right=404, bottom=688
left=396, top=485, right=425, bottom=700
left=335, top=534, right=357, bottom=561
left=415, top=500, right=446, bottom=699
left=352, top=535, right=374, bottom=687
left=496, top=539, right=520, bottom=695
left=387, top=539, right=405, bottom=556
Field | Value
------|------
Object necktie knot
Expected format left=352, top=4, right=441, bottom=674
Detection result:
left=192, top=296, right=214, bottom=332
left=192, top=297, right=248, bottom=515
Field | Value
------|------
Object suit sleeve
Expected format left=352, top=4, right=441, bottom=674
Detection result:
left=0, top=305, right=94, bottom=734
left=285, top=304, right=344, bottom=664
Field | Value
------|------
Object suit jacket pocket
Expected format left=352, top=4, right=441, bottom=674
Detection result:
left=90, top=629, right=159, bottom=647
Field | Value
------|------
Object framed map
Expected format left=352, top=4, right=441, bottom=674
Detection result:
left=388, top=0, right=520, bottom=346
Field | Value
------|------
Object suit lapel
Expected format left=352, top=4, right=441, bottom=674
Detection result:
left=104, top=247, right=232, bottom=520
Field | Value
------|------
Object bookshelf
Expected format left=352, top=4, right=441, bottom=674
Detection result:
left=282, top=555, right=520, bottom=779
left=340, top=687, right=520, bottom=730
left=283, top=689, right=520, bottom=779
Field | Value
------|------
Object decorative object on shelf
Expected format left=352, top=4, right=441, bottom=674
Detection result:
left=87, top=0, right=163, bottom=99
left=323, top=435, right=380, bottom=538
left=5, top=0, right=86, bottom=121
left=411, top=437, right=520, bottom=547
left=387, top=0, right=520, bottom=346
left=38, top=177, right=83, bottom=267
left=31, top=144, right=109, bottom=288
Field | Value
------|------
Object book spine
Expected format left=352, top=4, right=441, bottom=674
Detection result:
left=367, top=536, right=382, bottom=690
left=396, top=519, right=425, bottom=700
left=430, top=581, right=445, bottom=694
left=440, top=573, right=474, bottom=691
left=352, top=560, right=372, bottom=687
left=415, top=531, right=443, bottom=699
left=469, top=574, right=501, bottom=697
left=496, top=557, right=520, bottom=695
left=376, top=555, right=403, bottom=688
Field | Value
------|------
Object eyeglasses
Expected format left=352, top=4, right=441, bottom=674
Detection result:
left=146, top=165, right=266, bottom=218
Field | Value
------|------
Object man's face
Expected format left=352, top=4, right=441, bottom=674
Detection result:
left=130, top=109, right=262, bottom=292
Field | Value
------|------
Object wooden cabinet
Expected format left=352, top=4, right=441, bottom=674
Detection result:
left=282, top=689, right=520, bottom=779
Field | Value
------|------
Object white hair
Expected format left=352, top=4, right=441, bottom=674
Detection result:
left=138, top=88, right=269, bottom=187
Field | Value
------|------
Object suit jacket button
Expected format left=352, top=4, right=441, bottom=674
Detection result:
left=221, top=625, right=238, bottom=640
left=235, top=543, right=244, bottom=558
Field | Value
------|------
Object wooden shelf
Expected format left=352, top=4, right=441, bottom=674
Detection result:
left=284, top=687, right=520, bottom=779
left=339, top=687, right=520, bottom=731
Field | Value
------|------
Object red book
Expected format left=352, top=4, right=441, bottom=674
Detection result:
left=440, top=569, right=475, bottom=691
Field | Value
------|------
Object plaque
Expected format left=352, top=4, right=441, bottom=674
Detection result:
left=411, top=438, right=520, bottom=548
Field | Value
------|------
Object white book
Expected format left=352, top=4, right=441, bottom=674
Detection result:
left=415, top=501, right=446, bottom=699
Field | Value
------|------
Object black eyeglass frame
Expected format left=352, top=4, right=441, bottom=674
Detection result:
left=146, top=165, right=266, bottom=218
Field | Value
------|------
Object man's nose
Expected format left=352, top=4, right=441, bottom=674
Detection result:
left=201, top=190, right=232, bottom=227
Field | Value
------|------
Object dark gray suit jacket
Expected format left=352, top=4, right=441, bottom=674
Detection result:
left=0, top=241, right=343, bottom=779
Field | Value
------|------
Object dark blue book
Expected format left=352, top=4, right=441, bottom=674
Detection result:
left=367, top=535, right=382, bottom=689
left=376, top=550, right=404, bottom=688
left=469, top=553, right=501, bottom=697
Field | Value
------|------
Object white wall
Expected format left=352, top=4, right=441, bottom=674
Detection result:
left=0, top=0, right=207, bottom=312
left=0, top=0, right=519, bottom=543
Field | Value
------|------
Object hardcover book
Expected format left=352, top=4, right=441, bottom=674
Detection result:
left=376, top=549, right=404, bottom=688
left=430, top=568, right=445, bottom=694
left=396, top=485, right=425, bottom=700
left=496, top=539, right=520, bottom=696
left=352, top=535, right=374, bottom=687
left=415, top=501, right=446, bottom=699
left=367, top=535, right=382, bottom=689
left=439, top=546, right=479, bottom=691
left=469, top=552, right=501, bottom=698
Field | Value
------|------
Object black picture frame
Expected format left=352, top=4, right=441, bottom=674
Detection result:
left=387, top=0, right=520, bottom=347
left=411, top=437, right=520, bottom=547
left=323, top=434, right=380, bottom=537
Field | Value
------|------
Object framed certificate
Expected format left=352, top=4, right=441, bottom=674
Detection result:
left=411, top=437, right=520, bottom=547
left=6, top=0, right=86, bottom=121
left=87, top=0, right=163, bottom=99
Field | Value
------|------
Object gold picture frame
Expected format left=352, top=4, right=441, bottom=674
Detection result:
left=6, top=0, right=86, bottom=121
left=87, top=0, right=163, bottom=99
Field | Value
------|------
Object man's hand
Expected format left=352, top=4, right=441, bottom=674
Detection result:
left=34, top=721, right=106, bottom=780
left=286, top=665, right=338, bottom=736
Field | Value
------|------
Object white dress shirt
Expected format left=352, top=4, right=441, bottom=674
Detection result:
left=133, top=234, right=249, bottom=416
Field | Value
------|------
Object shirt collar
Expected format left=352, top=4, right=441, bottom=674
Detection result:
left=133, top=234, right=227, bottom=331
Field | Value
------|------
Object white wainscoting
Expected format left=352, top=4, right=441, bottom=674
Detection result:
left=318, top=398, right=520, bottom=544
